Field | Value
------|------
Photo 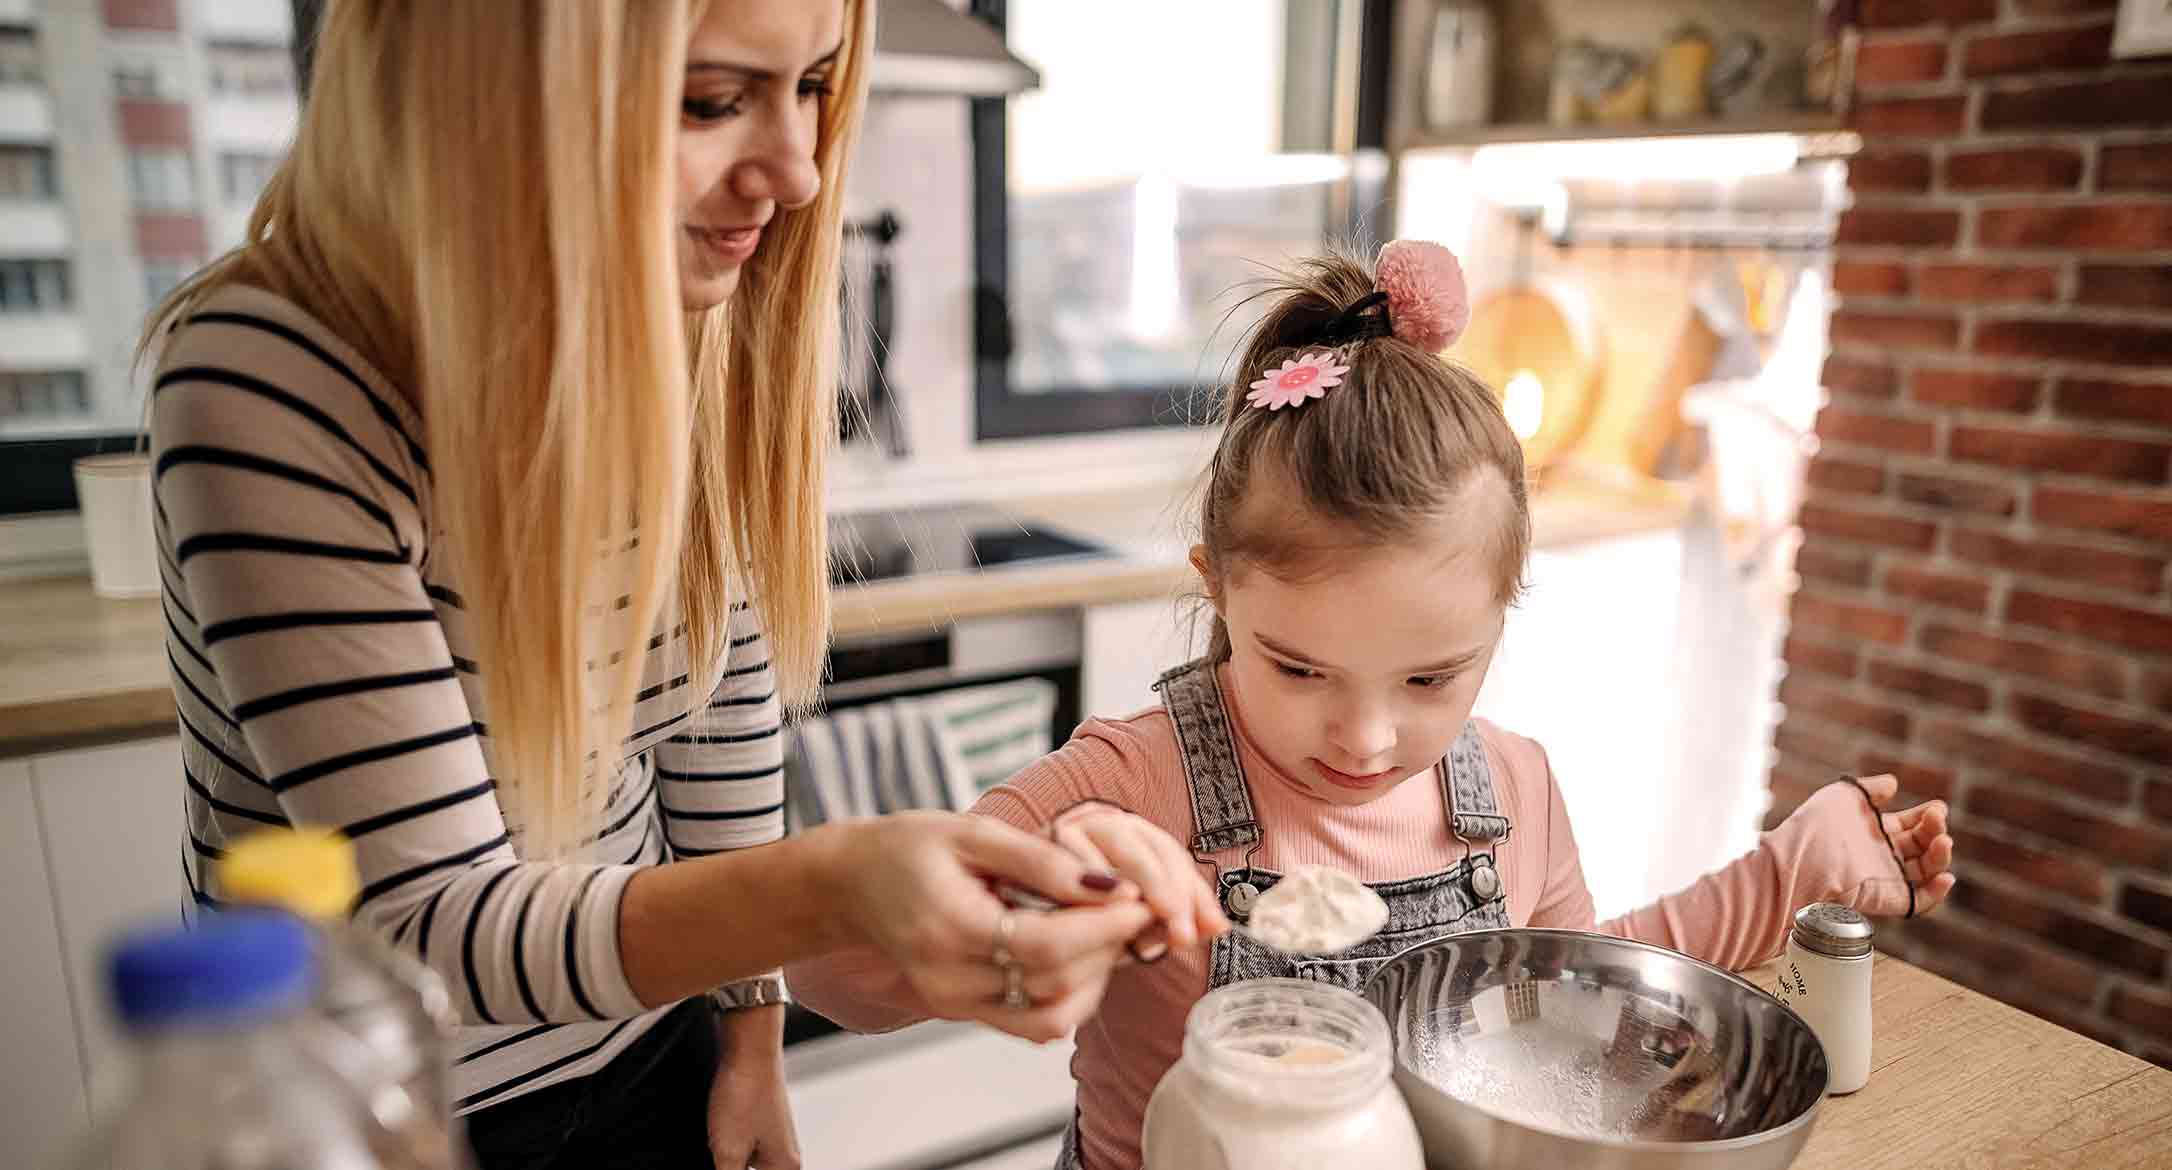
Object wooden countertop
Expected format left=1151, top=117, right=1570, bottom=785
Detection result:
left=1742, top=955, right=2172, bottom=1169
left=0, top=475, right=1691, bottom=757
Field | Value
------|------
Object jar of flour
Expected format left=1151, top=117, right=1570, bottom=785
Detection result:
left=1141, top=979, right=1425, bottom=1170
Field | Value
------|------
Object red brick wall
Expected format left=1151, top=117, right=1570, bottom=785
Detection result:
left=1769, top=0, right=2172, bottom=1068
left=102, top=0, right=179, bottom=32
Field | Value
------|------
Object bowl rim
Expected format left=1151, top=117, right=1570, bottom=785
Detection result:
left=1360, top=926, right=1828, bottom=1153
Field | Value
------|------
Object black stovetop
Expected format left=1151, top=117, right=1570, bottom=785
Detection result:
left=827, top=504, right=1108, bottom=587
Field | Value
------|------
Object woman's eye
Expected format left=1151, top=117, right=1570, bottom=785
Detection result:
left=798, top=76, right=835, bottom=101
left=682, top=96, right=744, bottom=122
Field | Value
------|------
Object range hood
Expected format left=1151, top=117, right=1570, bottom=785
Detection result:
left=871, top=0, right=1041, bottom=97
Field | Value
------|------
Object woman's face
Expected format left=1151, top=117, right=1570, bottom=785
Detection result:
left=676, top=0, right=845, bottom=311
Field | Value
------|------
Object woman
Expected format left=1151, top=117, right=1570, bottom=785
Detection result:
left=147, top=2, right=1220, bottom=1167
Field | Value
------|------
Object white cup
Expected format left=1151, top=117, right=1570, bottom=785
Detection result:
left=74, top=453, right=160, bottom=599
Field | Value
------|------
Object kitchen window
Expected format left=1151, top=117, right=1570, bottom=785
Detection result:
left=219, top=151, right=280, bottom=205
left=970, top=0, right=1390, bottom=439
left=127, top=149, right=196, bottom=211
left=0, top=146, right=56, bottom=199
left=142, top=258, right=199, bottom=303
left=0, top=259, right=70, bottom=312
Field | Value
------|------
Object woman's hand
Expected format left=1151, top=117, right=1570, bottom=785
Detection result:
left=707, top=1004, right=799, bottom=1170
left=1049, top=802, right=1229, bottom=960
left=1798, top=773, right=1956, bottom=918
left=823, top=811, right=1159, bottom=1043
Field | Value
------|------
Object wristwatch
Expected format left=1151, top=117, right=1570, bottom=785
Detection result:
left=709, top=974, right=791, bottom=1012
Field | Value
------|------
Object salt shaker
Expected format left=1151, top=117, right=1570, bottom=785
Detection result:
left=1773, top=902, right=1873, bottom=1094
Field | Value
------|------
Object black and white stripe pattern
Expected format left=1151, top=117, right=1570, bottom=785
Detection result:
left=154, top=287, right=785, bottom=1113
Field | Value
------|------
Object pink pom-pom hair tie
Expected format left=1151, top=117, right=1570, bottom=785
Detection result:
left=1374, top=239, right=1469, bottom=353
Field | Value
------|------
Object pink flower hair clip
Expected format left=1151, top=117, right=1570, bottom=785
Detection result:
left=1246, top=351, right=1350, bottom=411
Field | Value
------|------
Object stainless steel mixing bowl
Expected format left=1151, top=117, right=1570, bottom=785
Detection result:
left=1362, top=929, right=1826, bottom=1170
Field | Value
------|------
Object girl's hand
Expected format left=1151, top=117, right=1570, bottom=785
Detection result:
left=707, top=1004, right=799, bottom=1170
left=1803, top=773, right=1956, bottom=918
left=1050, top=802, right=1230, bottom=959
left=824, top=811, right=1156, bottom=1043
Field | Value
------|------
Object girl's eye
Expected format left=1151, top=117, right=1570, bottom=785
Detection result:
left=798, top=76, right=835, bottom=101
left=682, top=96, right=744, bottom=122
left=1272, top=660, right=1320, bottom=681
left=1409, top=674, right=1457, bottom=691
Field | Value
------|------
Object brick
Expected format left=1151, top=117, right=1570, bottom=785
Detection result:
left=134, top=214, right=207, bottom=262
left=2034, top=485, right=2172, bottom=542
left=2151, top=780, right=2172, bottom=822
left=1949, top=423, right=2170, bottom=483
left=1799, top=500, right=1939, bottom=550
left=104, top=0, right=180, bottom=30
left=1925, top=721, right=2133, bottom=805
left=1793, top=594, right=1912, bottom=644
left=1978, top=203, right=2172, bottom=251
left=115, top=98, right=192, bottom=149
left=1785, top=634, right=1859, bottom=681
left=1858, top=38, right=1951, bottom=85
left=1963, top=22, right=2114, bottom=77
left=1950, top=527, right=2168, bottom=595
left=1882, top=562, right=1992, bottom=613
left=1917, top=263, right=2060, bottom=304
left=2076, top=266, right=2172, bottom=310
left=1835, top=207, right=1963, bottom=247
left=1951, top=880, right=2169, bottom=976
left=1807, top=455, right=1888, bottom=496
left=1942, top=146, right=2084, bottom=191
left=2109, top=986, right=2172, bottom=1044
left=2055, top=377, right=2172, bottom=426
left=1848, top=150, right=1933, bottom=193
left=2012, top=692, right=2172, bottom=763
left=1922, top=622, right=2128, bottom=700
left=1868, top=657, right=1993, bottom=709
left=1861, top=0, right=1997, bottom=27
left=1766, top=761, right=1830, bottom=828
left=1857, top=95, right=1970, bottom=136
left=2008, top=588, right=2172, bottom=655
left=2101, top=142, right=2172, bottom=192
left=1831, top=310, right=1962, bottom=351
left=1901, top=914, right=2104, bottom=1002
left=1894, top=470, right=2018, bottom=516
left=2012, top=0, right=2118, bottom=12
left=1983, top=78, right=2172, bottom=130
left=1779, top=678, right=1913, bottom=740
left=1832, top=261, right=1912, bottom=297
left=1993, top=979, right=2129, bottom=1051
left=1858, top=751, right=1958, bottom=802
left=2123, top=880, right=2172, bottom=935
left=1953, top=826, right=2107, bottom=902
left=2146, top=668, right=2172, bottom=715
left=1795, top=544, right=1874, bottom=587
left=1776, top=721, right=1861, bottom=774
left=1823, top=356, right=1901, bottom=400
left=1910, top=369, right=2042, bottom=412
left=1977, top=318, right=2172, bottom=367
left=1815, top=406, right=1939, bottom=455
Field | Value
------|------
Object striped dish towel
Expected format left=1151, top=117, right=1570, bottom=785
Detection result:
left=784, top=677, right=1058, bottom=831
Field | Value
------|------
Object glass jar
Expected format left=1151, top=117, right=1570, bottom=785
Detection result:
left=1141, top=979, right=1425, bottom=1170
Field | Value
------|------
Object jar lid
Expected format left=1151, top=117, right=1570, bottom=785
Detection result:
left=1792, top=902, right=1873, bottom=958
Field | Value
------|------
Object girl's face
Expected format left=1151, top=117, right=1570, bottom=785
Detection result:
left=1202, top=473, right=1512, bottom=808
left=675, top=0, right=845, bottom=310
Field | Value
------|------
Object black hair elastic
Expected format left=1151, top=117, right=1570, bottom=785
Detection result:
left=1313, top=290, right=1394, bottom=346
left=1840, top=774, right=1917, bottom=919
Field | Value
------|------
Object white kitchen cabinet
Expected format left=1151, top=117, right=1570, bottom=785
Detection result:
left=0, top=759, right=94, bottom=1170
left=1081, top=597, right=1199, bottom=721
left=29, top=736, right=187, bottom=1120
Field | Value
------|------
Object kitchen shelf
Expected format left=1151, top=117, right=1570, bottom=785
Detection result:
left=1394, top=110, right=1847, bottom=151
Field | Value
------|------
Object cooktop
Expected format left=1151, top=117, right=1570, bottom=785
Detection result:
left=827, top=505, right=1109, bottom=587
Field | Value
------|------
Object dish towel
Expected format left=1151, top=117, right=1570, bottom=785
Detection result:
left=783, top=677, right=1059, bottom=832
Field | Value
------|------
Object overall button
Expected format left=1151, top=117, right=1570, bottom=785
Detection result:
left=1468, top=861, right=1501, bottom=902
left=1226, top=881, right=1260, bottom=917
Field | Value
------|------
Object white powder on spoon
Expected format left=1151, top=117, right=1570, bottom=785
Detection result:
left=1245, top=864, right=1390, bottom=955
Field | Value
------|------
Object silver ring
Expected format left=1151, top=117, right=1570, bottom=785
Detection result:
left=991, top=909, right=1018, bottom=968
left=1002, top=961, right=1029, bottom=1011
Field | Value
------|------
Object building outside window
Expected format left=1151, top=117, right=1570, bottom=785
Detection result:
left=0, top=259, right=71, bottom=312
left=127, top=149, right=196, bottom=211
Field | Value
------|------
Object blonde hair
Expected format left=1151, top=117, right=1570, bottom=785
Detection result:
left=143, top=0, right=870, bottom=854
left=1199, top=249, right=1530, bottom=660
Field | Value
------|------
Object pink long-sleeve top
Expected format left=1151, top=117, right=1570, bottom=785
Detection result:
left=789, top=664, right=1899, bottom=1170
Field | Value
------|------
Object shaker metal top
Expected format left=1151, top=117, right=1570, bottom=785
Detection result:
left=1793, top=902, right=1874, bottom=958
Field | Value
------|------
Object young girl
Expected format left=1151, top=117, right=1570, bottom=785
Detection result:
left=788, top=242, right=1957, bottom=1170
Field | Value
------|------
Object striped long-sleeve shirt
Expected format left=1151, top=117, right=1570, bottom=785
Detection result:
left=152, top=285, right=787, bottom=1112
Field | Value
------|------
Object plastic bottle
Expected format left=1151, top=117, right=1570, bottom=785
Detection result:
left=64, top=911, right=383, bottom=1170
left=1773, top=901, right=1874, bottom=1094
left=215, top=828, right=466, bottom=1168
